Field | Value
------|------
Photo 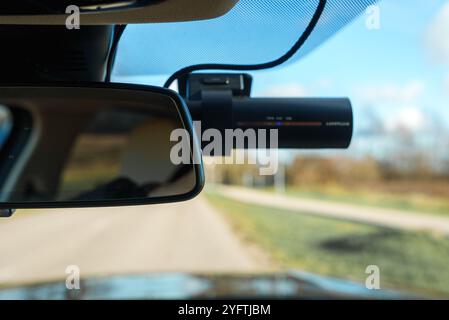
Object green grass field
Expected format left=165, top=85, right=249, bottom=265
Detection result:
left=206, top=192, right=449, bottom=297
left=263, top=185, right=449, bottom=216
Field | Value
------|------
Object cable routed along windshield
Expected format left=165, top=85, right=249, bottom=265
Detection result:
left=112, top=0, right=377, bottom=78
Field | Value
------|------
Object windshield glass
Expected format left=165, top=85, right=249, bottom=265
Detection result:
left=1, top=0, right=449, bottom=299
left=112, top=0, right=376, bottom=78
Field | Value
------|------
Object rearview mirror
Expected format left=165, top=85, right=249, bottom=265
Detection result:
left=0, top=83, right=204, bottom=209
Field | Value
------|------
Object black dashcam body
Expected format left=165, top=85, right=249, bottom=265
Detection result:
left=179, top=73, right=353, bottom=154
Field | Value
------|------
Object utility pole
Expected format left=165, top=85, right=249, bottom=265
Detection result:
left=274, top=162, right=286, bottom=194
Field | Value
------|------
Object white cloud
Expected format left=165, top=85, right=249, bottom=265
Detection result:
left=353, top=81, right=432, bottom=135
left=385, top=106, right=428, bottom=133
left=355, top=81, right=425, bottom=105
left=426, top=3, right=449, bottom=95
left=426, top=2, right=449, bottom=64
left=261, top=83, right=307, bottom=97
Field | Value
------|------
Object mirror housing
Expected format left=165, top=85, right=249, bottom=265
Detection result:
left=0, top=0, right=239, bottom=25
left=0, top=83, right=204, bottom=209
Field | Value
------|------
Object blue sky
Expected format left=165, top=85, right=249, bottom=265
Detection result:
left=113, top=0, right=449, bottom=163
left=251, top=0, right=449, bottom=129
left=113, top=0, right=377, bottom=77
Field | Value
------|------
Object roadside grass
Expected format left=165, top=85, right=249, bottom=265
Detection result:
left=205, top=192, right=449, bottom=297
left=262, top=185, right=449, bottom=216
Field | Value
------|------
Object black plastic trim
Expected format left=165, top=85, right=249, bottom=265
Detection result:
left=105, top=25, right=127, bottom=82
left=0, top=108, right=33, bottom=187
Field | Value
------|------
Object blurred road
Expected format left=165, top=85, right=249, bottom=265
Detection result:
left=3, top=185, right=446, bottom=288
left=0, top=196, right=270, bottom=287
left=217, top=186, right=449, bottom=235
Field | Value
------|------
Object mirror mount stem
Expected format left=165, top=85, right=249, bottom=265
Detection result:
left=0, top=209, right=16, bottom=218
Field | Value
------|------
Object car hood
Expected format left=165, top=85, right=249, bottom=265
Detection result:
left=0, top=271, right=410, bottom=300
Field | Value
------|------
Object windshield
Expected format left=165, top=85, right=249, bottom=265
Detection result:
left=112, top=0, right=376, bottom=78
left=1, top=0, right=449, bottom=299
